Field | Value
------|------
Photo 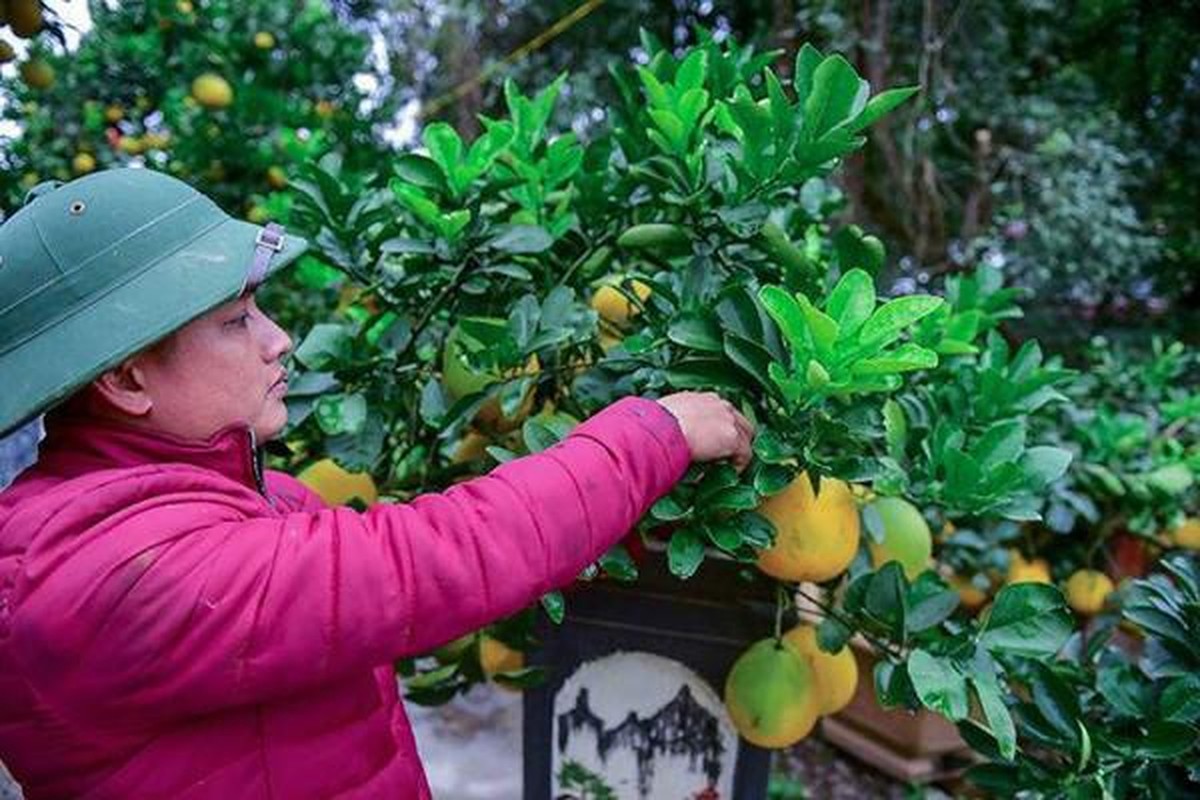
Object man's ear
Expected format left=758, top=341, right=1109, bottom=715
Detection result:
left=91, top=357, right=154, bottom=418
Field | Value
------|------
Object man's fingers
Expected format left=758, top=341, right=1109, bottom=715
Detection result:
left=727, top=407, right=754, bottom=471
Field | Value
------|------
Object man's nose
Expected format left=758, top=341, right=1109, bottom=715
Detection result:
left=259, top=312, right=292, bottom=362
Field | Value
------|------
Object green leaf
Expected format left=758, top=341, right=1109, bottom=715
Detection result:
left=1028, top=665, right=1083, bottom=749
left=759, top=285, right=813, bottom=359
left=1161, top=675, right=1200, bottom=723
left=648, top=108, right=687, bottom=152
left=422, top=122, right=465, bottom=193
left=833, top=225, right=886, bottom=275
left=861, top=502, right=886, bottom=544
left=883, top=399, right=907, bottom=461
left=859, top=295, right=944, bottom=351
left=465, top=120, right=514, bottom=176
left=326, top=415, right=385, bottom=473
left=419, top=379, right=449, bottom=426
left=522, top=419, right=562, bottom=454
left=439, top=209, right=472, bottom=241
left=638, top=66, right=670, bottom=108
left=907, top=649, right=969, bottom=721
left=703, top=485, right=760, bottom=513
left=792, top=43, right=823, bottom=106
left=753, top=463, right=793, bottom=496
left=668, top=314, right=724, bottom=352
left=817, top=617, right=853, bottom=653
left=803, top=55, right=869, bottom=139
left=314, top=392, right=367, bottom=437
left=1145, top=464, right=1194, bottom=495
left=825, top=268, right=876, bottom=337
left=874, top=660, right=918, bottom=709
left=796, top=294, right=839, bottom=362
left=393, top=154, right=448, bottom=194
left=295, top=323, right=352, bottom=370
left=599, top=544, right=638, bottom=582
left=391, top=181, right=442, bottom=228
left=980, top=583, right=1073, bottom=658
left=971, top=421, right=1027, bottom=472
left=848, top=85, right=920, bottom=133
left=1020, top=446, right=1073, bottom=487
left=667, top=527, right=706, bottom=579
left=675, top=49, right=708, bottom=93
left=649, top=493, right=690, bottom=522
left=806, top=359, right=831, bottom=388
left=703, top=520, right=743, bottom=553
left=865, top=562, right=907, bottom=640
left=970, top=666, right=1017, bottom=761
left=489, top=224, right=554, bottom=254
left=540, top=591, right=565, bottom=624
left=906, top=578, right=960, bottom=632
left=851, top=343, right=939, bottom=375
left=1123, top=722, right=1200, bottom=760
left=736, top=512, right=775, bottom=550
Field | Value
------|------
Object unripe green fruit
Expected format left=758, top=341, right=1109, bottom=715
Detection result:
left=867, top=496, right=932, bottom=580
left=617, top=223, right=689, bottom=251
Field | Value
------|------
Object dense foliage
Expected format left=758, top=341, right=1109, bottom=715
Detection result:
left=275, top=25, right=1198, bottom=796
left=2, top=4, right=1197, bottom=798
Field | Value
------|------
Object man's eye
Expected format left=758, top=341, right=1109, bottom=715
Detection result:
left=225, top=313, right=250, bottom=328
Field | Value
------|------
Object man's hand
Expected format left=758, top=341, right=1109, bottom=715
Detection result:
left=656, top=392, right=755, bottom=471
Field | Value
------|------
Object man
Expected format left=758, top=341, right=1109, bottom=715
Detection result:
left=0, top=169, right=753, bottom=798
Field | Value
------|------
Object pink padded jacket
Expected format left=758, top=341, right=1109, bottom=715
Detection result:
left=0, top=397, right=690, bottom=799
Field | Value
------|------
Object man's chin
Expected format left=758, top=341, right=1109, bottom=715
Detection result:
left=254, top=402, right=289, bottom=443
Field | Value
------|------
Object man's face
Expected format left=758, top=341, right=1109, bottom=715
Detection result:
left=134, top=293, right=293, bottom=442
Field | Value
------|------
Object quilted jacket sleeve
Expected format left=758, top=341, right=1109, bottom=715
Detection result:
left=13, top=397, right=690, bottom=720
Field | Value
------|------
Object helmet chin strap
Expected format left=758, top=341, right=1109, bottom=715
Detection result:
left=245, top=223, right=286, bottom=290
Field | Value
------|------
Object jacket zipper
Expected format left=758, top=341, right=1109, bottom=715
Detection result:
left=246, top=429, right=270, bottom=500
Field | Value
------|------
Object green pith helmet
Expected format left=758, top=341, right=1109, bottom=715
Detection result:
left=0, top=168, right=309, bottom=437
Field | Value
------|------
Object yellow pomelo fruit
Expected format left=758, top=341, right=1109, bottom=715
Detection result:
left=315, top=99, right=336, bottom=119
left=191, top=72, right=234, bottom=109
left=1007, top=551, right=1052, bottom=585
left=9, top=0, right=44, bottom=38
left=949, top=574, right=989, bottom=611
left=19, top=59, right=55, bottom=90
left=867, top=497, right=932, bottom=580
left=1169, top=518, right=1200, bottom=550
left=104, top=104, right=125, bottom=123
left=266, top=165, right=288, bottom=190
left=142, top=132, right=171, bottom=150
left=297, top=458, right=378, bottom=507
left=781, top=625, right=858, bottom=716
left=71, top=152, right=96, bottom=175
left=117, top=136, right=144, bottom=155
left=590, top=278, right=651, bottom=328
left=756, top=472, right=860, bottom=583
left=0, top=42, right=16, bottom=65
left=254, top=31, right=276, bottom=50
left=479, top=636, right=524, bottom=677
left=1065, top=569, right=1114, bottom=615
left=451, top=430, right=490, bottom=465
left=724, top=638, right=820, bottom=749
left=597, top=320, right=624, bottom=352
left=176, top=0, right=194, bottom=14
left=442, top=321, right=540, bottom=433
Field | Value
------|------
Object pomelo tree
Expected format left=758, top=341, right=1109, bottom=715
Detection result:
left=0, top=0, right=390, bottom=221
left=187, top=21, right=1200, bottom=797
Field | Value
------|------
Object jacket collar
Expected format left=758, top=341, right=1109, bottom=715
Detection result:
left=35, top=413, right=267, bottom=495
